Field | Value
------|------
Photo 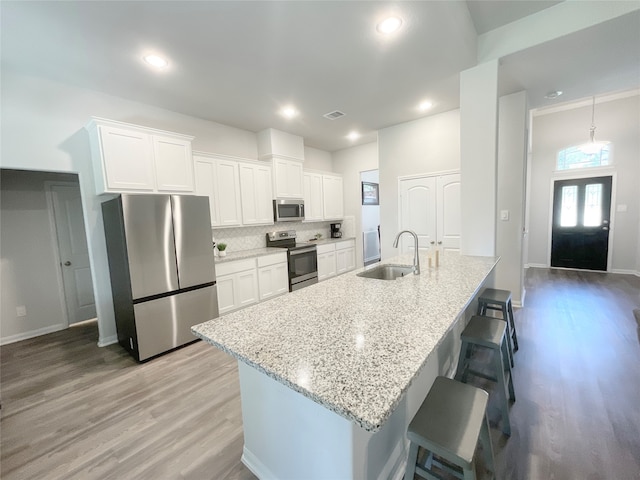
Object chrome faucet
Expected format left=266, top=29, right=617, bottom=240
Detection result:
left=393, top=230, right=420, bottom=275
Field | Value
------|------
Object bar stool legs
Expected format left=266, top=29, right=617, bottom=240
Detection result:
left=455, top=315, right=516, bottom=436
left=477, top=288, right=519, bottom=366
left=405, top=376, right=496, bottom=480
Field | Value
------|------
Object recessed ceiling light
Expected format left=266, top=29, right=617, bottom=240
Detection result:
left=544, top=90, right=563, bottom=99
left=418, top=100, right=433, bottom=111
left=376, top=16, right=403, bottom=35
left=280, top=106, right=298, bottom=119
left=143, top=54, right=168, bottom=69
left=347, top=131, right=361, bottom=141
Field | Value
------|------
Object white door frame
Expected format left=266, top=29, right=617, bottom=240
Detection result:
left=44, top=180, right=95, bottom=327
left=546, top=167, right=617, bottom=272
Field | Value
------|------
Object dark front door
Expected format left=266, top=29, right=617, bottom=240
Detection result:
left=551, top=176, right=612, bottom=271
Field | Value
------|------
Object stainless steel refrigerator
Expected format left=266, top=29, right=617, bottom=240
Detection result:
left=102, top=194, right=218, bottom=361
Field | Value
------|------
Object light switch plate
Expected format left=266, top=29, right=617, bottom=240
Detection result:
left=500, top=210, right=510, bottom=221
left=16, top=305, right=27, bottom=317
left=617, top=204, right=627, bottom=212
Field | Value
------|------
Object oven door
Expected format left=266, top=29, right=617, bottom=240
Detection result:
left=288, top=246, right=318, bottom=291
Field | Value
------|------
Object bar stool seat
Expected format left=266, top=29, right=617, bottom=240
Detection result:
left=477, top=288, right=519, bottom=364
left=456, top=315, right=516, bottom=436
left=405, top=376, right=495, bottom=480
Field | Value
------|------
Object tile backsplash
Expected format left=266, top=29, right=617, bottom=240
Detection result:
left=212, top=216, right=355, bottom=252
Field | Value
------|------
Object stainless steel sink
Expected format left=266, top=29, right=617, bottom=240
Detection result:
left=357, top=264, right=416, bottom=280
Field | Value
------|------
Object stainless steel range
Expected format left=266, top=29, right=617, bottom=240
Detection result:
left=266, top=230, right=318, bottom=291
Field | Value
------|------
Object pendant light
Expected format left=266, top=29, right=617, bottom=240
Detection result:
left=580, top=96, right=609, bottom=154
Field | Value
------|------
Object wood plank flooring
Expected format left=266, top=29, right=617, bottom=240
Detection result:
left=2, top=268, right=639, bottom=479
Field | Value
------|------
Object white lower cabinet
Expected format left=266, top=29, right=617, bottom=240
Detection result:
left=335, top=240, right=356, bottom=274
left=216, top=258, right=259, bottom=315
left=317, top=244, right=337, bottom=281
left=257, top=252, right=289, bottom=301
left=317, top=239, right=356, bottom=281
left=217, top=253, right=288, bottom=315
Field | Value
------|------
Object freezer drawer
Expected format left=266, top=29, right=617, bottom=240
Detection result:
left=133, top=284, right=219, bottom=361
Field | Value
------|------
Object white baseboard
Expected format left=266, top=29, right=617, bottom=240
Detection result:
left=241, top=446, right=278, bottom=480
left=526, top=263, right=548, bottom=269
left=610, top=269, right=640, bottom=276
left=97, top=335, right=118, bottom=347
left=0, top=323, right=66, bottom=346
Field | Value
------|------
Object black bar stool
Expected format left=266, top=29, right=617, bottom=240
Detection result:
left=405, top=376, right=495, bottom=480
left=455, top=315, right=516, bottom=436
left=477, top=288, right=519, bottom=365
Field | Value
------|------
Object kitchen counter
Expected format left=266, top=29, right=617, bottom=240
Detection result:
left=193, top=251, right=498, bottom=480
left=303, top=236, right=355, bottom=245
left=194, top=251, right=497, bottom=431
left=214, top=247, right=283, bottom=263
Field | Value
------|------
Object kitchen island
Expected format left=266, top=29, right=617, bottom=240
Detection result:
left=192, top=251, right=498, bottom=480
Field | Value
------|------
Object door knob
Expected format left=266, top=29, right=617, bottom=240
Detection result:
left=430, top=241, right=435, bottom=244
left=602, top=227, right=609, bottom=231
left=603, top=220, right=609, bottom=224
left=64, top=261, right=72, bottom=266
left=438, top=241, right=442, bottom=245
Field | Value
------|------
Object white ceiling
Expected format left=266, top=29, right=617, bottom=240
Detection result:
left=1, top=1, right=638, bottom=152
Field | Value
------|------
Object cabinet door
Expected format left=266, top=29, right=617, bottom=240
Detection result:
left=99, top=125, right=155, bottom=191
left=274, top=159, right=304, bottom=198
left=194, top=158, right=220, bottom=227
left=303, top=173, right=324, bottom=221
left=322, top=175, right=344, bottom=220
left=240, top=163, right=273, bottom=225
left=336, top=247, right=355, bottom=274
left=317, top=251, right=337, bottom=281
left=258, top=262, right=288, bottom=300
left=153, top=135, right=194, bottom=192
left=217, top=275, right=237, bottom=315
left=215, top=159, right=242, bottom=227
left=236, top=269, right=259, bottom=309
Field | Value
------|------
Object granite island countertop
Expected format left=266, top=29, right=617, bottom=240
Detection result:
left=193, top=251, right=498, bottom=432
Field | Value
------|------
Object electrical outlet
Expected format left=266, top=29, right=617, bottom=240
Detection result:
left=16, top=305, right=27, bottom=317
left=500, top=210, right=510, bottom=221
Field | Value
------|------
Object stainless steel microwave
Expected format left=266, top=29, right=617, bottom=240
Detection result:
left=273, top=199, right=305, bottom=222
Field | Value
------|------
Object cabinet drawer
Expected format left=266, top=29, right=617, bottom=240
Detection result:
left=257, top=252, right=287, bottom=268
left=316, top=243, right=336, bottom=255
left=335, top=239, right=355, bottom=251
left=216, top=258, right=256, bottom=277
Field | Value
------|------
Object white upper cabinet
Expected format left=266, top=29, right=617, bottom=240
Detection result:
left=257, top=128, right=305, bottom=199
left=273, top=158, right=304, bottom=199
left=303, top=172, right=324, bottom=222
left=194, top=154, right=242, bottom=228
left=239, top=162, right=274, bottom=225
left=152, top=135, right=194, bottom=192
left=86, top=118, right=194, bottom=195
left=322, top=174, right=344, bottom=220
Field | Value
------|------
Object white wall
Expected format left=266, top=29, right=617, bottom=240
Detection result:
left=459, top=60, right=499, bottom=256
left=0, top=71, right=264, bottom=345
left=0, top=170, right=80, bottom=343
left=528, top=93, right=640, bottom=272
left=378, top=110, right=461, bottom=258
left=332, top=142, right=378, bottom=267
left=304, top=146, right=333, bottom=171
left=495, top=92, right=528, bottom=306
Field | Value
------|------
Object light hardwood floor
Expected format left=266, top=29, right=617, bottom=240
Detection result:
left=2, top=268, right=639, bottom=480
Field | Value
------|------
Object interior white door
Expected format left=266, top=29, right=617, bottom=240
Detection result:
left=51, top=184, right=96, bottom=324
left=399, top=177, right=437, bottom=254
left=436, top=174, right=461, bottom=252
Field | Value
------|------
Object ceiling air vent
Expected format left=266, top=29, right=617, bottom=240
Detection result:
left=323, top=110, right=346, bottom=120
